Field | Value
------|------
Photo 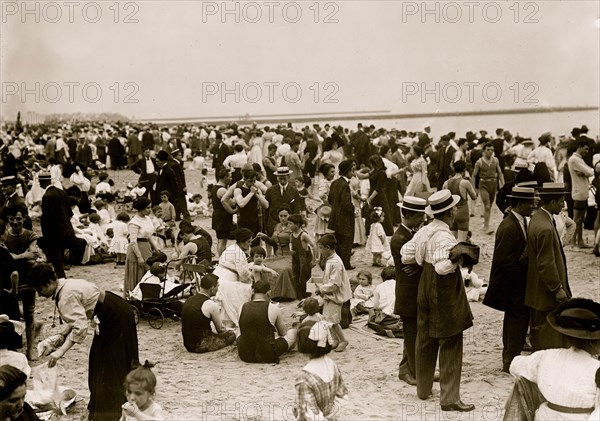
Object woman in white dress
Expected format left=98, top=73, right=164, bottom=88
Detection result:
left=321, top=138, right=344, bottom=172
left=507, top=298, right=600, bottom=421
left=314, top=163, right=335, bottom=241
left=124, top=197, right=157, bottom=295
left=405, top=145, right=431, bottom=196
left=212, top=228, right=254, bottom=328
left=247, top=135, right=264, bottom=170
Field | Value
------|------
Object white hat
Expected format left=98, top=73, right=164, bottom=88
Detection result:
left=398, top=196, right=427, bottom=213
left=425, top=189, right=460, bottom=215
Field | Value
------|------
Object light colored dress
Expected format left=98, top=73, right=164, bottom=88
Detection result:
left=119, top=401, right=165, bottom=421
left=322, top=149, right=344, bottom=172
left=314, top=179, right=332, bottom=236
left=349, top=176, right=366, bottom=245
left=248, top=137, right=264, bottom=169
left=213, top=243, right=253, bottom=327
left=124, top=214, right=155, bottom=294
left=406, top=156, right=431, bottom=196
left=366, top=222, right=389, bottom=254
left=109, top=220, right=129, bottom=254
left=510, top=347, right=600, bottom=420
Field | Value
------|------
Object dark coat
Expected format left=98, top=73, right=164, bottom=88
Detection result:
left=154, top=164, right=179, bottom=205
left=525, top=209, right=571, bottom=311
left=437, top=145, right=456, bottom=189
left=392, top=225, right=421, bottom=317
left=484, top=212, right=528, bottom=311
left=141, top=131, right=154, bottom=151
left=211, top=142, right=232, bottom=170
left=168, top=159, right=186, bottom=197
left=328, top=177, right=354, bottom=236
left=127, top=134, right=142, bottom=156
left=41, top=186, right=75, bottom=243
left=350, top=130, right=371, bottom=167
left=264, top=183, right=300, bottom=235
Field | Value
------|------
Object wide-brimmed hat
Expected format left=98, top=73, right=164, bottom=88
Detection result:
left=514, top=162, right=530, bottom=171
left=425, top=189, right=460, bottom=215
left=521, top=138, right=535, bottom=146
left=316, top=205, right=332, bottom=219
left=0, top=320, right=22, bottom=350
left=515, top=181, right=538, bottom=189
left=507, top=187, right=536, bottom=200
left=398, top=196, right=427, bottom=213
left=547, top=298, right=600, bottom=340
left=275, top=166, right=291, bottom=176
left=538, top=182, right=568, bottom=196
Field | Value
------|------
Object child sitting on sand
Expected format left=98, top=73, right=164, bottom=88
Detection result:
left=187, top=193, right=210, bottom=218
left=248, top=246, right=279, bottom=285
left=294, top=321, right=348, bottom=421
left=350, top=270, right=375, bottom=316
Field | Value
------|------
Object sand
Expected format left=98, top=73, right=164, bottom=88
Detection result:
left=29, top=167, right=600, bottom=421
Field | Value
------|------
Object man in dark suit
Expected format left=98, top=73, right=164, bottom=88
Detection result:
left=210, top=133, right=232, bottom=171
left=391, top=196, right=427, bottom=385
left=168, top=149, right=190, bottom=220
left=437, top=135, right=456, bottom=190
left=525, top=182, right=572, bottom=351
left=264, top=167, right=301, bottom=236
left=350, top=124, right=371, bottom=168
left=141, top=126, right=155, bottom=152
left=153, top=150, right=180, bottom=206
left=39, top=175, right=86, bottom=278
left=484, top=187, right=535, bottom=372
left=127, top=128, right=142, bottom=168
left=131, top=148, right=157, bottom=200
left=328, top=160, right=355, bottom=270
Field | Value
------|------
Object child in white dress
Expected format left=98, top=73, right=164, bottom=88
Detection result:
left=120, top=362, right=165, bottom=421
left=365, top=208, right=390, bottom=267
left=110, top=212, right=131, bottom=266
left=350, top=270, right=375, bottom=316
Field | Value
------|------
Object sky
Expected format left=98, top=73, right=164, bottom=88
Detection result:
left=1, top=0, right=599, bottom=121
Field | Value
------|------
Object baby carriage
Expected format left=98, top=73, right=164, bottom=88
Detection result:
left=129, top=259, right=192, bottom=329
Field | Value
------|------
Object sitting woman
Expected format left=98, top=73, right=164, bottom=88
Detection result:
left=258, top=205, right=294, bottom=256
left=506, top=298, right=600, bottom=421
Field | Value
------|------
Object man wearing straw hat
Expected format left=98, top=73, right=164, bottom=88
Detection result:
left=484, top=186, right=536, bottom=372
left=391, top=196, right=427, bottom=386
left=400, top=189, right=475, bottom=412
left=526, top=182, right=572, bottom=351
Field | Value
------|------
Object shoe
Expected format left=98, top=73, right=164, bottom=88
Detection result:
left=433, top=372, right=440, bottom=382
left=334, top=341, right=348, bottom=352
left=577, top=243, right=592, bottom=249
left=398, top=373, right=417, bottom=386
left=346, top=266, right=356, bottom=270
left=441, top=401, right=475, bottom=412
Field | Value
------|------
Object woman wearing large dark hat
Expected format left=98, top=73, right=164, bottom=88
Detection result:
left=507, top=298, right=600, bottom=420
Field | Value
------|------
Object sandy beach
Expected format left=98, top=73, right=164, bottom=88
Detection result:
left=30, top=166, right=600, bottom=421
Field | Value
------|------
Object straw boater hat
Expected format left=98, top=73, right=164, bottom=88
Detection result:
left=398, top=196, right=427, bottom=213
left=0, top=175, right=19, bottom=186
left=521, top=138, right=535, bottom=146
left=316, top=205, right=332, bottom=220
left=506, top=187, right=536, bottom=200
left=275, top=166, right=291, bottom=176
left=425, top=189, right=460, bottom=215
left=515, top=181, right=538, bottom=189
left=538, top=182, right=568, bottom=196
left=547, top=298, right=600, bottom=340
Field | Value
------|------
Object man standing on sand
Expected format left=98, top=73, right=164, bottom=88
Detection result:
left=484, top=186, right=535, bottom=372
left=471, top=142, right=504, bottom=234
left=525, top=182, right=572, bottom=351
left=328, top=160, right=356, bottom=270
left=567, top=138, right=594, bottom=248
left=391, top=196, right=427, bottom=386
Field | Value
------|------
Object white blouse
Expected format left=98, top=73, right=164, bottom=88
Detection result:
left=510, top=348, right=600, bottom=420
left=128, top=215, right=155, bottom=241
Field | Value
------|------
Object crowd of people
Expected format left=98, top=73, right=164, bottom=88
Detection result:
left=1, top=118, right=599, bottom=420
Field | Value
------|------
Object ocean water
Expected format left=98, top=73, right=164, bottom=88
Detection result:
left=291, top=109, right=599, bottom=140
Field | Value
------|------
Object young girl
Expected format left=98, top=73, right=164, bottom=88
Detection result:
left=294, top=321, right=348, bottom=421
left=248, top=246, right=279, bottom=285
left=95, top=172, right=112, bottom=195
left=94, top=199, right=112, bottom=228
left=301, top=297, right=324, bottom=323
left=293, top=176, right=312, bottom=218
left=365, top=207, right=390, bottom=266
left=158, top=191, right=176, bottom=227
left=88, top=212, right=109, bottom=249
left=350, top=270, right=375, bottom=316
left=289, top=214, right=317, bottom=299
left=110, top=212, right=131, bottom=266
left=120, top=361, right=165, bottom=421
left=188, top=193, right=210, bottom=218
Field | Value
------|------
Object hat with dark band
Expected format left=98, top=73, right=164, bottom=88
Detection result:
left=0, top=176, right=19, bottom=186
left=507, top=187, right=536, bottom=200
left=538, top=182, right=568, bottom=196
left=547, top=298, right=600, bottom=340
left=515, top=181, right=538, bottom=189
left=275, top=167, right=291, bottom=176
left=398, top=196, right=427, bottom=213
left=425, top=189, right=460, bottom=215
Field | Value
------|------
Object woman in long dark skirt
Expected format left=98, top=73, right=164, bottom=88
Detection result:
left=367, top=155, right=395, bottom=236
left=29, top=263, right=139, bottom=421
left=288, top=214, right=317, bottom=299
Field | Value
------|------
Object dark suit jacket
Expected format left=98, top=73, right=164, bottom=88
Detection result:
left=141, top=132, right=154, bottom=151
left=328, top=177, right=354, bottom=236
left=169, top=159, right=186, bottom=196
left=437, top=145, right=456, bottom=188
left=131, top=158, right=157, bottom=189
left=127, top=134, right=142, bottom=156
left=350, top=130, right=371, bottom=167
left=525, top=209, right=571, bottom=311
left=484, top=212, right=528, bottom=312
left=211, top=143, right=232, bottom=170
left=41, top=186, right=75, bottom=243
left=264, top=184, right=300, bottom=234
left=391, top=225, right=421, bottom=317
left=154, top=164, right=179, bottom=205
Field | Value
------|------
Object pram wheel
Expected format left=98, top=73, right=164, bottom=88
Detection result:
left=131, top=305, right=140, bottom=325
left=147, top=307, right=164, bottom=329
